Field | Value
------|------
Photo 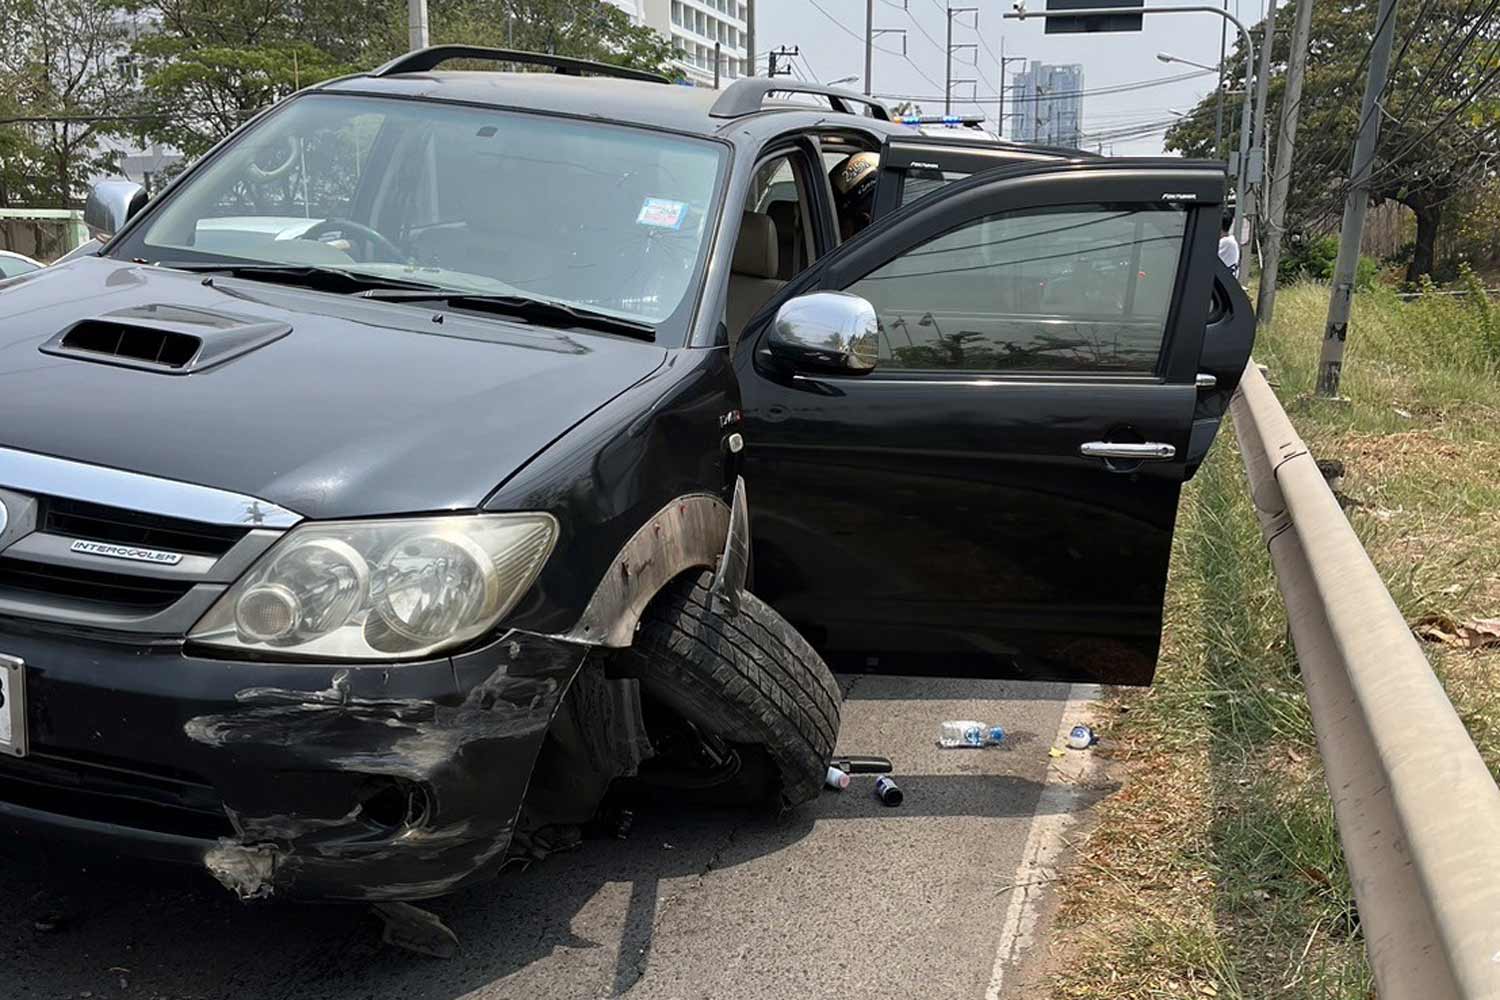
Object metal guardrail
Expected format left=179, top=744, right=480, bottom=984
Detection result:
left=1231, top=362, right=1500, bottom=998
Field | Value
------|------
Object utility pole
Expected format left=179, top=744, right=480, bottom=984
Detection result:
left=945, top=6, right=979, bottom=115
left=865, top=0, right=874, bottom=95
left=998, top=41, right=1027, bottom=139
left=1244, top=0, right=1278, bottom=262
left=1255, top=0, right=1315, bottom=329
left=746, top=0, right=756, bottom=76
left=407, top=0, right=429, bottom=50
left=945, top=4, right=954, bottom=114
left=1317, top=0, right=1400, bottom=397
left=768, top=45, right=797, bottom=78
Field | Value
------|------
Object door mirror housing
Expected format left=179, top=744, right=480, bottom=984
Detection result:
left=83, top=179, right=147, bottom=240
left=767, top=292, right=880, bottom=375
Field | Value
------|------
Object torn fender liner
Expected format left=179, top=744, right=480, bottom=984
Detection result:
left=182, top=630, right=590, bottom=901
left=205, top=841, right=280, bottom=900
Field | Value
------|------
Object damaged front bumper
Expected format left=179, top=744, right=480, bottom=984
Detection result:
left=0, top=618, right=587, bottom=901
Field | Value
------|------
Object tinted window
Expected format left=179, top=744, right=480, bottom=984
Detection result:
left=900, top=166, right=970, bottom=207
left=846, top=204, right=1186, bottom=372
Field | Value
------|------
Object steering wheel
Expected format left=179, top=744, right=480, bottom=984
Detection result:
left=299, top=218, right=406, bottom=263
left=244, top=136, right=301, bottom=184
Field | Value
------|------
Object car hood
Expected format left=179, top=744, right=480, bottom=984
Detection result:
left=0, top=257, right=668, bottom=519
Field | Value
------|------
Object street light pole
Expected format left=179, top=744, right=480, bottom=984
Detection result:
left=865, top=0, right=875, bottom=95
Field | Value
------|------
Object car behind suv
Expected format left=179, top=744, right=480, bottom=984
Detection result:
left=0, top=46, right=1253, bottom=902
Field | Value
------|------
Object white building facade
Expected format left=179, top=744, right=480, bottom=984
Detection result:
left=608, top=0, right=749, bottom=87
left=1011, top=61, right=1084, bottom=149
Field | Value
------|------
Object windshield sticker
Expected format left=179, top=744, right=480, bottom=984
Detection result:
left=637, top=197, right=688, bottom=230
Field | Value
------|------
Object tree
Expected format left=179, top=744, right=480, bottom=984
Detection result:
left=125, top=0, right=681, bottom=160
left=0, top=0, right=136, bottom=206
left=126, top=0, right=402, bottom=159
left=429, top=0, right=681, bottom=79
left=1165, top=0, right=1500, bottom=284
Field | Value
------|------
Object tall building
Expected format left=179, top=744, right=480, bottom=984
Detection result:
left=609, top=0, right=749, bottom=87
left=1011, top=61, right=1084, bottom=149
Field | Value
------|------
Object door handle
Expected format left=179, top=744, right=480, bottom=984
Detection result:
left=1080, top=442, right=1176, bottom=461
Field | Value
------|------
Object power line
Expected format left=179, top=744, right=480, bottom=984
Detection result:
left=875, top=67, right=1215, bottom=104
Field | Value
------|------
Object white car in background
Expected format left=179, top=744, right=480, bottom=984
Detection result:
left=0, top=250, right=43, bottom=278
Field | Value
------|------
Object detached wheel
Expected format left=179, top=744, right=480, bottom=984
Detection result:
left=621, top=571, right=841, bottom=807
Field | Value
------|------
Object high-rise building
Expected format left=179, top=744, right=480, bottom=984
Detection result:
left=1011, top=61, right=1084, bottom=149
left=608, top=0, right=750, bottom=87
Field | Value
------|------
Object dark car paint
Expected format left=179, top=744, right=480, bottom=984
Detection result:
left=0, top=70, right=1252, bottom=901
left=735, top=161, right=1242, bottom=684
left=0, top=257, right=668, bottom=520
left=0, top=619, right=584, bottom=901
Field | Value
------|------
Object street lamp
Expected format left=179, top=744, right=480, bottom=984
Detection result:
left=1156, top=51, right=1217, bottom=73
left=827, top=75, right=859, bottom=87
left=1160, top=51, right=1229, bottom=163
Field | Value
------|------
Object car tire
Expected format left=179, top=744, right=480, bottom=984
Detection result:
left=622, top=570, right=842, bottom=807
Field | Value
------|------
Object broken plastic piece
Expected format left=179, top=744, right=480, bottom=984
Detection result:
left=373, top=901, right=459, bottom=959
left=1048, top=746, right=1066, bottom=759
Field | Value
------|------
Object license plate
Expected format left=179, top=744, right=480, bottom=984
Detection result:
left=0, top=654, right=26, bottom=757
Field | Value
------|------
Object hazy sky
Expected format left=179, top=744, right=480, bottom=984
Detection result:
left=753, top=0, right=1278, bottom=155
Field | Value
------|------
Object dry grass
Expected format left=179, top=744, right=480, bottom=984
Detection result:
left=1044, top=281, right=1500, bottom=999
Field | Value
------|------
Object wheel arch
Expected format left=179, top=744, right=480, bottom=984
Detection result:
left=551, top=480, right=750, bottom=647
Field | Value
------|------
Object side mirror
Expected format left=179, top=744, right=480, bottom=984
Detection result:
left=83, top=179, right=147, bottom=240
left=767, top=291, right=880, bottom=375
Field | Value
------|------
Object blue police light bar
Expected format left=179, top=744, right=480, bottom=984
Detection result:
left=900, top=114, right=986, bottom=126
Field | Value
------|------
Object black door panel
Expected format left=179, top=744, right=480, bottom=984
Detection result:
left=744, top=377, right=1193, bottom=682
left=740, top=158, right=1237, bottom=685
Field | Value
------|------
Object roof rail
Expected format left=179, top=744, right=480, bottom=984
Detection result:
left=709, top=79, right=893, bottom=121
left=371, top=45, right=671, bottom=84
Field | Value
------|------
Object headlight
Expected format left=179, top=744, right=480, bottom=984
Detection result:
left=189, top=513, right=557, bottom=660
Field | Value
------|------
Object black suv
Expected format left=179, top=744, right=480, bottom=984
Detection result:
left=0, top=47, right=1253, bottom=903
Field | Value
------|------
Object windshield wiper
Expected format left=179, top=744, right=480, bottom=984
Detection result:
left=359, top=289, right=656, bottom=341
left=160, top=262, right=449, bottom=296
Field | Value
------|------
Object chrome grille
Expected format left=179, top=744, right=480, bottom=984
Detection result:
left=0, top=447, right=300, bottom=634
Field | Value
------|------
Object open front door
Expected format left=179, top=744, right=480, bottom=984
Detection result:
left=736, top=159, right=1248, bottom=685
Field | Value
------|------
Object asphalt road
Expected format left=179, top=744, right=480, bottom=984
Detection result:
left=0, top=676, right=1105, bottom=1000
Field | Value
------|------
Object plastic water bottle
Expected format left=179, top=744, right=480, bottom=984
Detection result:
left=937, top=720, right=1005, bottom=748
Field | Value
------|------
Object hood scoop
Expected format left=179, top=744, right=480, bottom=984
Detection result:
left=40, top=304, right=290, bottom=375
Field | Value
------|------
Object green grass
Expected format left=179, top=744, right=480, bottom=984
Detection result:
left=1048, top=281, right=1500, bottom=999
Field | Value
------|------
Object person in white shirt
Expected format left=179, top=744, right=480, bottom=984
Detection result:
left=1218, top=214, right=1241, bottom=276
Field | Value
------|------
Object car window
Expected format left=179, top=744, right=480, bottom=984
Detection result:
left=124, top=94, right=725, bottom=329
left=845, top=203, right=1187, bottom=373
left=0, top=257, right=40, bottom=278
left=900, top=167, right=971, bottom=207
left=743, top=155, right=812, bottom=280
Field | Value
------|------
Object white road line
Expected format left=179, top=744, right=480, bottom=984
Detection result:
left=983, top=683, right=1103, bottom=1000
